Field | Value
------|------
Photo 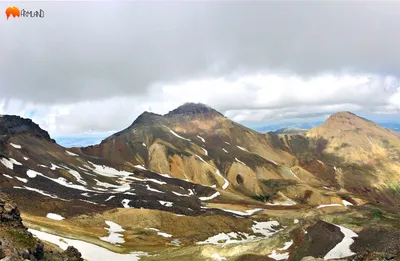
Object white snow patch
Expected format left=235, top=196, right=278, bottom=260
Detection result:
left=27, top=169, right=40, bottom=178
left=16, top=177, right=28, bottom=183
left=50, top=163, right=61, bottom=170
left=197, top=221, right=281, bottom=246
left=46, top=213, right=65, bottom=221
left=224, top=142, right=230, bottom=145
left=14, top=186, right=65, bottom=200
left=3, top=174, right=13, bottom=179
left=142, top=143, right=146, bottom=147
left=266, top=199, right=297, bottom=206
left=79, top=199, right=98, bottom=205
left=199, top=192, right=220, bottom=201
left=159, top=201, right=173, bottom=207
left=38, top=164, right=48, bottom=168
left=342, top=200, right=354, bottom=206
left=145, top=228, right=159, bottom=231
left=99, top=221, right=125, bottom=244
left=219, top=208, right=263, bottom=216
left=169, top=130, right=191, bottom=141
left=67, top=169, right=87, bottom=185
left=211, top=254, right=227, bottom=260
left=113, top=183, right=131, bottom=193
left=23, top=157, right=29, bottom=161
left=294, top=219, right=299, bottom=224
left=201, top=148, right=208, bottom=156
left=317, top=204, right=343, bottom=209
left=65, top=150, right=79, bottom=156
left=222, top=148, right=228, bottom=153
left=145, top=228, right=172, bottom=238
left=251, top=221, right=280, bottom=237
left=235, top=158, right=246, bottom=166
left=324, top=224, right=358, bottom=260
left=145, top=178, right=166, bottom=185
left=197, top=135, right=205, bottom=143
left=172, top=191, right=190, bottom=197
left=1, top=157, right=22, bottom=170
left=334, top=166, right=337, bottom=171
left=121, top=199, right=131, bottom=208
left=51, top=177, right=92, bottom=192
left=268, top=251, right=289, bottom=260
left=157, top=232, right=172, bottom=238
left=87, top=162, right=132, bottom=177
left=94, top=179, right=118, bottom=188
left=279, top=240, right=294, bottom=251
left=134, top=165, right=147, bottom=170
left=29, top=229, right=147, bottom=261
left=10, top=143, right=21, bottom=149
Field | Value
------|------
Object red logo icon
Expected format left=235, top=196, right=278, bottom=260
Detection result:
left=5, top=6, right=20, bottom=20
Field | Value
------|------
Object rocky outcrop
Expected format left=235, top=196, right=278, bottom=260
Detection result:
left=0, top=200, right=22, bottom=224
left=0, top=115, right=55, bottom=153
left=0, top=115, right=54, bottom=142
left=165, top=102, right=223, bottom=117
left=0, top=194, right=83, bottom=261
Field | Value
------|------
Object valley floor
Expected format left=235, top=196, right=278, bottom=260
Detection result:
left=21, top=203, right=400, bottom=261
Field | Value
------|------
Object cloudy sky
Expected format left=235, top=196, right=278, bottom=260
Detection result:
left=1, top=1, right=400, bottom=142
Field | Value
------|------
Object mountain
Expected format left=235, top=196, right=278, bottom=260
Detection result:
left=0, top=106, right=399, bottom=261
left=79, top=102, right=302, bottom=196
left=269, top=127, right=309, bottom=135
left=280, top=111, right=400, bottom=205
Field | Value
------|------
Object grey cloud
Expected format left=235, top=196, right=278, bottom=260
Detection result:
left=2, top=1, right=400, bottom=104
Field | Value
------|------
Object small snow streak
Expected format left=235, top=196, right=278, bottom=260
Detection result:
left=197, top=135, right=205, bottom=143
left=317, top=204, right=343, bottom=209
left=169, top=130, right=191, bottom=141
left=10, top=143, right=21, bottom=149
left=237, top=146, right=248, bottom=152
left=235, top=158, right=246, bottom=166
left=66, top=151, right=79, bottom=156
left=199, top=191, right=220, bottom=201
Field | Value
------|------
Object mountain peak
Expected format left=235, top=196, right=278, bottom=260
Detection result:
left=131, top=111, right=162, bottom=126
left=325, top=111, right=372, bottom=124
left=0, top=115, right=54, bottom=142
left=164, top=103, right=223, bottom=117
left=315, top=111, right=378, bottom=133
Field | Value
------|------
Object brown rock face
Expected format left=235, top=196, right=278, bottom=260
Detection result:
left=0, top=197, right=22, bottom=227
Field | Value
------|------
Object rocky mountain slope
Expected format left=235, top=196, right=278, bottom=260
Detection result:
left=279, top=111, right=400, bottom=206
left=0, top=105, right=399, bottom=261
left=0, top=193, right=82, bottom=260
